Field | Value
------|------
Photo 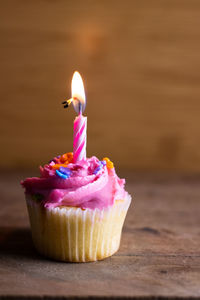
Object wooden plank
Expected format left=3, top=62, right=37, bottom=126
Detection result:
left=1, top=0, right=200, bottom=171
left=0, top=172, right=200, bottom=298
left=0, top=252, right=199, bottom=298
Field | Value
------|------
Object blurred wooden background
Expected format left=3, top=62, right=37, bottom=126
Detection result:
left=0, top=0, right=200, bottom=171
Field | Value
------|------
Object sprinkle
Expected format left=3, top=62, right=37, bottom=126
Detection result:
left=52, top=163, right=69, bottom=170
left=59, top=167, right=71, bottom=176
left=60, top=152, right=73, bottom=163
left=56, top=165, right=72, bottom=179
left=56, top=169, right=70, bottom=179
left=102, top=157, right=114, bottom=169
left=93, top=161, right=106, bottom=175
left=93, top=166, right=101, bottom=175
left=60, top=154, right=68, bottom=163
left=67, top=152, right=73, bottom=161
left=56, top=170, right=68, bottom=179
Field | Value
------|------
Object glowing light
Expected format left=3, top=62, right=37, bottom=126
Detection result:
left=71, top=71, right=86, bottom=114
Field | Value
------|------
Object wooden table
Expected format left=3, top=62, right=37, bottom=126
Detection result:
left=0, top=171, right=200, bottom=299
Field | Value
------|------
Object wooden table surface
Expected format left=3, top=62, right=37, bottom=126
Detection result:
left=0, top=171, right=200, bottom=299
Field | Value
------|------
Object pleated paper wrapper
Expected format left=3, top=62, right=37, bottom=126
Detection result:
left=26, top=194, right=131, bottom=262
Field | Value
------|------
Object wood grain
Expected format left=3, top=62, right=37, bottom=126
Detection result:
left=0, top=0, right=200, bottom=171
left=0, top=171, right=200, bottom=298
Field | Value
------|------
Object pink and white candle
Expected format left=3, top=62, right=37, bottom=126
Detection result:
left=71, top=72, right=87, bottom=163
left=73, top=114, right=87, bottom=162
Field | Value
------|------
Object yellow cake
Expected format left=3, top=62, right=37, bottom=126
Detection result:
left=26, top=194, right=131, bottom=262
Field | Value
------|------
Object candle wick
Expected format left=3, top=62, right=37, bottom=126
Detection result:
left=79, top=101, right=82, bottom=115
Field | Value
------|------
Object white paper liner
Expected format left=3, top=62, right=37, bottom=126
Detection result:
left=26, top=194, right=131, bottom=262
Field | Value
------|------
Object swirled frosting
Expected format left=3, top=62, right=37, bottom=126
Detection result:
left=21, top=153, right=128, bottom=210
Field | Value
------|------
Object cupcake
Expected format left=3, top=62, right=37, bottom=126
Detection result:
left=21, top=152, right=131, bottom=262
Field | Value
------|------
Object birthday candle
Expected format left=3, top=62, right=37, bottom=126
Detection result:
left=73, top=113, right=87, bottom=162
left=64, top=71, right=87, bottom=163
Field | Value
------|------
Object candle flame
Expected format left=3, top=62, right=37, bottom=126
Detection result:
left=71, top=71, right=86, bottom=114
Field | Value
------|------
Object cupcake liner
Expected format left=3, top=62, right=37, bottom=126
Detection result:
left=26, top=194, right=131, bottom=262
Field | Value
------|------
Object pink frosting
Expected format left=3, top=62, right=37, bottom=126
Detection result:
left=21, top=156, right=128, bottom=210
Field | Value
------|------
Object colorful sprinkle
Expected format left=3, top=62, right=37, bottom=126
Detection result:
left=59, top=167, right=71, bottom=176
left=50, top=153, right=73, bottom=169
left=56, top=167, right=72, bottom=179
left=93, top=161, right=106, bottom=175
left=60, top=152, right=73, bottom=163
left=102, top=157, right=114, bottom=169
left=56, top=170, right=68, bottom=179
left=52, top=163, right=69, bottom=170
left=55, top=165, right=72, bottom=179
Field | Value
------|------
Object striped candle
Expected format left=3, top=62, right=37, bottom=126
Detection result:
left=73, top=113, right=87, bottom=162
left=64, top=71, right=87, bottom=163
